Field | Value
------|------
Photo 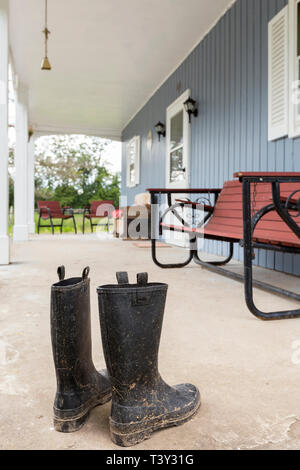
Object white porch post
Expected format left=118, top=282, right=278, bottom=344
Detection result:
left=13, top=83, right=29, bottom=241
left=27, top=136, right=35, bottom=234
left=0, top=0, right=10, bottom=264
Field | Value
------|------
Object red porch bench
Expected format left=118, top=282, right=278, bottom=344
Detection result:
left=148, top=172, right=300, bottom=321
left=37, top=200, right=77, bottom=234
left=82, top=200, right=114, bottom=233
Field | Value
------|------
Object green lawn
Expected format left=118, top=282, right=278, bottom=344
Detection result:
left=9, top=212, right=113, bottom=235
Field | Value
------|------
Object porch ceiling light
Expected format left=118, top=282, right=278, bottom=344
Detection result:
left=184, top=97, right=198, bottom=123
left=41, top=0, right=51, bottom=71
left=155, top=122, right=166, bottom=142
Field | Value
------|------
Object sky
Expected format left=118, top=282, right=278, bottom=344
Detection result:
left=100, top=140, right=122, bottom=174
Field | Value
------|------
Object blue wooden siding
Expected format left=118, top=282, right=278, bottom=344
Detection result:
left=122, top=0, right=300, bottom=275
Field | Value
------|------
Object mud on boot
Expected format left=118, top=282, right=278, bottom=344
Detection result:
left=51, top=266, right=111, bottom=433
left=97, top=272, right=200, bottom=447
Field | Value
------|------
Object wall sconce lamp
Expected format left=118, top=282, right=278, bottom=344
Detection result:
left=155, top=122, right=166, bottom=141
left=184, top=97, right=198, bottom=123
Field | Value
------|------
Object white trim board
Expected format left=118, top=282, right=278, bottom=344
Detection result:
left=165, top=89, right=191, bottom=190
left=34, top=125, right=122, bottom=141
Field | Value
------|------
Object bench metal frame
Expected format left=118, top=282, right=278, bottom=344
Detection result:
left=149, top=174, right=300, bottom=321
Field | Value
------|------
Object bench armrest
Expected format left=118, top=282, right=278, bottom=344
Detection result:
left=39, top=207, right=52, bottom=218
left=280, top=195, right=298, bottom=204
left=63, top=206, right=74, bottom=215
left=175, top=199, right=214, bottom=212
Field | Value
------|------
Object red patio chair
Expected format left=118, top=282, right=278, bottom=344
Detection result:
left=82, top=200, right=114, bottom=233
left=37, top=201, right=77, bottom=234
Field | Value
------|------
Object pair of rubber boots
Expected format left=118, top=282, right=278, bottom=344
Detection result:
left=51, top=266, right=200, bottom=447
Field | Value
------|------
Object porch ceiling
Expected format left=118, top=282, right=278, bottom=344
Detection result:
left=9, top=0, right=234, bottom=140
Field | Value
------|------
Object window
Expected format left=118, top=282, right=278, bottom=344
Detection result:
left=166, top=90, right=190, bottom=189
left=169, top=111, right=184, bottom=183
left=268, top=1, right=300, bottom=140
left=126, top=136, right=140, bottom=188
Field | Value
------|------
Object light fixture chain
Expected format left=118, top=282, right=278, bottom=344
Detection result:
left=41, top=0, right=51, bottom=70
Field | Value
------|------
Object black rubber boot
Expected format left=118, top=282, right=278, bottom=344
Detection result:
left=51, top=266, right=111, bottom=433
left=97, top=272, right=201, bottom=447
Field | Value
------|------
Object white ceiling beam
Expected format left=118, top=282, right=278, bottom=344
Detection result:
left=33, top=125, right=122, bottom=141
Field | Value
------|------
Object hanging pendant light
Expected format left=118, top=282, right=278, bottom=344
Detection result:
left=41, top=0, right=51, bottom=70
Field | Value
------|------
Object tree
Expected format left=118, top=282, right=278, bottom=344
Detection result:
left=8, top=145, right=14, bottom=208
left=35, top=135, right=120, bottom=208
left=91, top=171, right=121, bottom=208
left=9, top=177, right=14, bottom=208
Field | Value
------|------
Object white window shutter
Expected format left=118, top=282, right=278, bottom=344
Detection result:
left=134, top=136, right=140, bottom=186
left=126, top=142, right=131, bottom=188
left=268, top=6, right=289, bottom=141
left=126, top=136, right=140, bottom=187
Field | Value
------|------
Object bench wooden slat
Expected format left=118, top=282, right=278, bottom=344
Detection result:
left=161, top=222, right=300, bottom=248
left=37, top=201, right=65, bottom=219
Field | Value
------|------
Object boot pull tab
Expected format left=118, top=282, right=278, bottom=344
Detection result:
left=116, top=272, right=129, bottom=285
left=57, top=266, right=65, bottom=281
left=137, top=272, right=148, bottom=287
left=82, top=267, right=90, bottom=280
left=132, top=273, right=150, bottom=306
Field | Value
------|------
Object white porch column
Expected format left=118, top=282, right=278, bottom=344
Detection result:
left=27, top=136, right=35, bottom=234
left=13, top=84, right=29, bottom=241
left=0, top=0, right=10, bottom=264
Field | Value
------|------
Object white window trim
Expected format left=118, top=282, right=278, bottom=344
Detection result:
left=126, top=135, right=140, bottom=188
left=165, top=89, right=190, bottom=189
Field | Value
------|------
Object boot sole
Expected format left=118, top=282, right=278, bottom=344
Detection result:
left=110, top=394, right=201, bottom=447
left=53, top=391, right=112, bottom=433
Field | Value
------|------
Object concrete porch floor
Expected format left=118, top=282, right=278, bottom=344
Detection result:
left=1, top=235, right=300, bottom=450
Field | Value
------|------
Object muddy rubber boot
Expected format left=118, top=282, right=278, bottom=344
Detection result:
left=97, top=272, right=201, bottom=447
left=51, top=266, right=111, bottom=433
